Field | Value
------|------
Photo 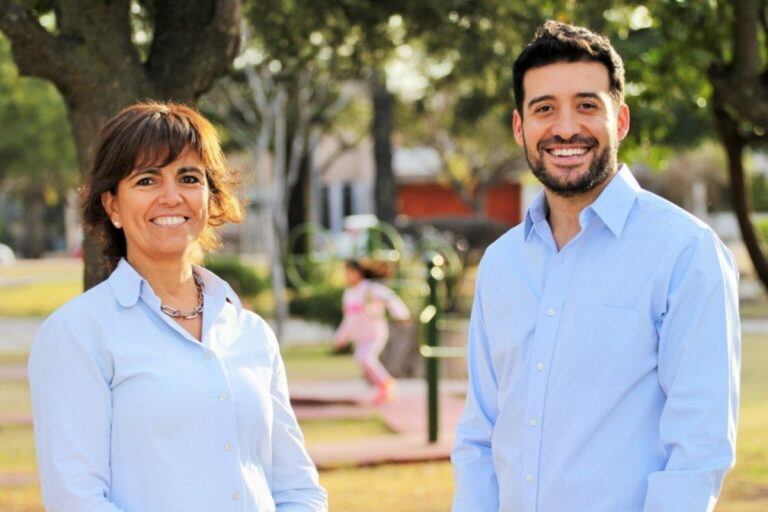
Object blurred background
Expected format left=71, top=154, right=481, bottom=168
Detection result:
left=1, top=1, right=767, bottom=511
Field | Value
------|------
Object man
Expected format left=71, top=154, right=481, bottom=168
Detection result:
left=451, top=21, right=740, bottom=512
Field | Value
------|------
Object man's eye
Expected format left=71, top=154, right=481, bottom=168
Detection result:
left=535, top=105, right=552, bottom=113
left=581, top=103, right=598, bottom=110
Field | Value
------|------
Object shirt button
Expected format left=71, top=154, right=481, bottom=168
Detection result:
left=231, top=491, right=240, bottom=501
left=224, top=442, right=232, bottom=451
left=529, top=418, right=538, bottom=427
left=220, top=393, right=229, bottom=401
left=526, top=474, right=534, bottom=483
left=536, top=362, right=545, bottom=371
left=546, top=308, right=555, bottom=317
left=203, top=351, right=212, bottom=359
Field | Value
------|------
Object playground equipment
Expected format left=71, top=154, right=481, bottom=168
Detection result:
left=284, top=216, right=462, bottom=298
left=285, top=216, right=467, bottom=443
left=419, top=252, right=467, bottom=443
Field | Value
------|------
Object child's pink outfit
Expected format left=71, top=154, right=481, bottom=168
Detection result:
left=334, top=280, right=410, bottom=393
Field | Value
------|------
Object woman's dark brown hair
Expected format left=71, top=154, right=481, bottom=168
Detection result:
left=81, top=101, right=243, bottom=270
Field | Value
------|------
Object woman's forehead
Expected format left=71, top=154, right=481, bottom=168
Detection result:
left=131, top=144, right=202, bottom=170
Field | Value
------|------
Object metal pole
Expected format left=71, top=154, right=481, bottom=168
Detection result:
left=424, top=253, right=444, bottom=443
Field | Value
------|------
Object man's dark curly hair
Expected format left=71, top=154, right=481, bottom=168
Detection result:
left=513, top=20, right=625, bottom=114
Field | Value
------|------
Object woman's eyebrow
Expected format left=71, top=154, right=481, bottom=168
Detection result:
left=126, top=167, right=161, bottom=179
left=177, top=166, right=205, bottom=175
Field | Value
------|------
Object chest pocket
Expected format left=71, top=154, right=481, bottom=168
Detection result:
left=560, top=305, right=639, bottom=386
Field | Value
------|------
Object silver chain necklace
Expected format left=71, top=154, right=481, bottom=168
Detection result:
left=160, top=274, right=204, bottom=320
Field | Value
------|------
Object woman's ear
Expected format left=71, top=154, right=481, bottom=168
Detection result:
left=101, top=191, right=122, bottom=229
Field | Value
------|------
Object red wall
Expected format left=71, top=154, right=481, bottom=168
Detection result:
left=397, top=182, right=521, bottom=226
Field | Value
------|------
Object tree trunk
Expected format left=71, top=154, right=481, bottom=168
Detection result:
left=713, top=99, right=768, bottom=288
left=370, top=69, right=396, bottom=224
left=20, top=185, right=46, bottom=257
left=287, top=156, right=310, bottom=254
left=66, top=101, right=128, bottom=287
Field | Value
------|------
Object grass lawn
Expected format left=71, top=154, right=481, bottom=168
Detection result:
left=282, top=343, right=361, bottom=381
left=0, top=259, right=82, bottom=317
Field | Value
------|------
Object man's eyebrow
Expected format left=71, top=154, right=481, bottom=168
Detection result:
left=527, top=92, right=607, bottom=109
left=575, top=92, right=605, bottom=103
left=527, top=95, right=554, bottom=109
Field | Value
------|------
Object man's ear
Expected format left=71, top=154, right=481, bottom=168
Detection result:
left=616, top=103, right=630, bottom=142
left=513, top=109, right=525, bottom=147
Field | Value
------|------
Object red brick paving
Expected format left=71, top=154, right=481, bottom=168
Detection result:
left=290, top=379, right=466, bottom=468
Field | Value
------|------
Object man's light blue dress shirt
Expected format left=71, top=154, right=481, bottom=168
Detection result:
left=452, top=167, right=740, bottom=512
left=29, top=259, right=327, bottom=512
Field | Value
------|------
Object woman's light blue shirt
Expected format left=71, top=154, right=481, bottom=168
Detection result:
left=29, top=259, right=327, bottom=512
left=452, top=166, right=740, bottom=512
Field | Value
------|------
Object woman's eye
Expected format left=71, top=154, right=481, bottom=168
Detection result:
left=136, top=177, right=153, bottom=186
left=181, top=175, right=200, bottom=184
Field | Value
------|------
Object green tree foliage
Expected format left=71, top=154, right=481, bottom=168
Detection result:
left=0, top=35, right=76, bottom=256
left=0, top=35, right=76, bottom=189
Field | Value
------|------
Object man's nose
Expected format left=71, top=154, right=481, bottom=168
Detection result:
left=551, top=109, right=580, bottom=140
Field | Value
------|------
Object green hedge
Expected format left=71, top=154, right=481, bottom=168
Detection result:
left=289, top=286, right=344, bottom=326
left=757, top=218, right=768, bottom=246
left=204, top=256, right=268, bottom=299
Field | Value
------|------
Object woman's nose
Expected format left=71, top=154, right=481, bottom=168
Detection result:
left=158, top=182, right=183, bottom=205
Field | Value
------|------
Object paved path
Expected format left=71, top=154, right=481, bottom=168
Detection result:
left=290, top=379, right=466, bottom=469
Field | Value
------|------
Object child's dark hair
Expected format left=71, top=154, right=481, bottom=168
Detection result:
left=345, top=259, right=392, bottom=280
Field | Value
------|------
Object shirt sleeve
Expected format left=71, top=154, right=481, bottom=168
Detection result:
left=643, top=230, right=740, bottom=512
left=451, top=262, right=500, bottom=512
left=28, top=313, right=124, bottom=512
left=370, top=282, right=411, bottom=320
left=267, top=334, right=328, bottom=511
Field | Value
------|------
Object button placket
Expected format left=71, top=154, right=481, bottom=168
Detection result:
left=521, top=249, right=576, bottom=510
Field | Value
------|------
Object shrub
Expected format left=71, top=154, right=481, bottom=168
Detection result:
left=289, top=286, right=344, bottom=326
left=204, top=256, right=267, bottom=298
left=756, top=217, right=768, bottom=246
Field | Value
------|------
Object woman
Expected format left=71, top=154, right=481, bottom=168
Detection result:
left=28, top=102, right=327, bottom=511
left=333, top=259, right=410, bottom=404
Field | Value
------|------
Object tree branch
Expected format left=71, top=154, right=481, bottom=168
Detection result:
left=732, top=0, right=761, bottom=77
left=146, top=0, right=241, bottom=100
left=709, top=63, right=768, bottom=131
left=0, top=1, right=74, bottom=85
left=712, top=93, right=768, bottom=289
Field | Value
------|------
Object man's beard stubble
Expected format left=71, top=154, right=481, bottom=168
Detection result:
left=525, top=135, right=617, bottom=198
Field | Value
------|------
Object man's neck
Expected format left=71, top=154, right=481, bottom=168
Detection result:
left=545, top=169, right=617, bottom=250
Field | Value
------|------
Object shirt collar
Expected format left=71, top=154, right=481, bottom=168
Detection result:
left=587, top=164, right=641, bottom=237
left=523, top=164, right=640, bottom=242
left=108, top=257, right=243, bottom=313
left=524, top=190, right=548, bottom=242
